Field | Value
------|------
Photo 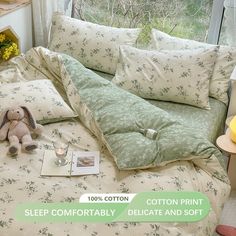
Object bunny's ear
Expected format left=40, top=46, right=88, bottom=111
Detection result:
left=0, top=109, right=9, bottom=129
left=21, top=106, right=36, bottom=129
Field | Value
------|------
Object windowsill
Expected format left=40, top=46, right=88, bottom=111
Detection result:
left=0, top=0, right=31, bottom=17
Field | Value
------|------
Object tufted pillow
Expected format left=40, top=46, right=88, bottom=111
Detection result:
left=151, top=28, right=236, bottom=104
left=112, top=45, right=218, bottom=109
left=0, top=79, right=77, bottom=124
left=49, top=13, right=141, bottom=75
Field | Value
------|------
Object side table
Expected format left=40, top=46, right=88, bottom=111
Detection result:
left=216, top=129, right=236, bottom=190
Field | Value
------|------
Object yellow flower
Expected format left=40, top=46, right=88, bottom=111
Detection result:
left=12, top=42, right=17, bottom=49
left=2, top=46, right=13, bottom=60
left=2, top=48, right=10, bottom=60
left=8, top=46, right=13, bottom=52
left=14, top=49, right=19, bottom=56
left=0, top=35, right=19, bottom=60
left=0, top=33, right=6, bottom=43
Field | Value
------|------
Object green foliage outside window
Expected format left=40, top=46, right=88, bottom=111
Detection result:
left=73, top=0, right=213, bottom=45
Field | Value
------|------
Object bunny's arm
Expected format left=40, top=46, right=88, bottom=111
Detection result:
left=0, top=122, right=10, bottom=141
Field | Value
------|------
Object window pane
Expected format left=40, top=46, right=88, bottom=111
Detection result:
left=219, top=16, right=227, bottom=45
left=73, top=0, right=213, bottom=44
left=218, top=2, right=236, bottom=47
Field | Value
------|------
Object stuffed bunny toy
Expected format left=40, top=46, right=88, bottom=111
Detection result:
left=0, top=106, right=43, bottom=156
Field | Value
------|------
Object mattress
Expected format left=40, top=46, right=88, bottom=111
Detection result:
left=93, top=70, right=227, bottom=143
left=0, top=47, right=230, bottom=236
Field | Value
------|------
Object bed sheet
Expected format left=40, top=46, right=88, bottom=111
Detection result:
left=0, top=47, right=231, bottom=236
left=147, top=98, right=227, bottom=143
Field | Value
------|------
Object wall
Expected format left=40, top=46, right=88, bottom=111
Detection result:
left=0, top=3, right=33, bottom=53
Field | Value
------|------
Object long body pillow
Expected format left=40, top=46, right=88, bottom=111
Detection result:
left=49, top=14, right=141, bottom=75
left=112, top=45, right=218, bottom=109
left=151, top=28, right=236, bottom=104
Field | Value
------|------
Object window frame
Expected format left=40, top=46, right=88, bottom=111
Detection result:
left=207, top=0, right=225, bottom=44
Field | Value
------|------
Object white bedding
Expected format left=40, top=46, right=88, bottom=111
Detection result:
left=0, top=47, right=231, bottom=236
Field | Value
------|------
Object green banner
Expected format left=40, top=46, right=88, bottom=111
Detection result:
left=116, top=191, right=210, bottom=222
left=15, top=192, right=210, bottom=222
left=16, top=203, right=127, bottom=222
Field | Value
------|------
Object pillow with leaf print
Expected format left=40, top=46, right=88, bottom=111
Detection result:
left=112, top=45, right=218, bottom=109
left=49, top=13, right=141, bottom=75
left=0, top=80, right=77, bottom=124
left=151, top=28, right=236, bottom=104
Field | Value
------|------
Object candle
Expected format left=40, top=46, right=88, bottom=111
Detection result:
left=53, top=141, right=69, bottom=167
left=229, top=116, right=236, bottom=143
left=57, top=148, right=65, bottom=155
left=55, top=148, right=67, bottom=158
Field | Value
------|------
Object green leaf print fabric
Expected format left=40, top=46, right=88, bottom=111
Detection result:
left=60, top=54, right=224, bottom=170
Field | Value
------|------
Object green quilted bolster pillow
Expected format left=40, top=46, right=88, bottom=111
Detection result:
left=60, top=54, right=223, bottom=170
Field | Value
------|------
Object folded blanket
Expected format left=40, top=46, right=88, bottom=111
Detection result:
left=58, top=53, right=226, bottom=174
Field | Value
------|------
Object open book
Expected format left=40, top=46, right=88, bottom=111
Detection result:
left=41, top=150, right=99, bottom=176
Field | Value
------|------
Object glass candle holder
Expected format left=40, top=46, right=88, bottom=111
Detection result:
left=53, top=141, right=69, bottom=167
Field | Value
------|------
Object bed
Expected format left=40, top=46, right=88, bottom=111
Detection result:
left=0, top=46, right=232, bottom=236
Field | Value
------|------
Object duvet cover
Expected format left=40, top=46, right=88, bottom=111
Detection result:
left=0, top=47, right=231, bottom=236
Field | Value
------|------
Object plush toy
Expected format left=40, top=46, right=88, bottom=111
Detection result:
left=0, top=106, right=43, bottom=156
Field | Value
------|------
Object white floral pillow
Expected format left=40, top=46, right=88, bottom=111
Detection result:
left=112, top=45, right=218, bottom=109
left=49, top=14, right=141, bottom=75
left=0, top=80, right=77, bottom=123
left=151, top=28, right=236, bottom=104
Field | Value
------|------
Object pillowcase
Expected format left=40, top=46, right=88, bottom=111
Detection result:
left=112, top=45, right=218, bottom=109
left=49, top=13, right=141, bottom=75
left=151, top=28, right=236, bottom=104
left=0, top=79, right=77, bottom=124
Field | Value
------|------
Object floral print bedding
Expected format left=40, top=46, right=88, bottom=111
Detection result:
left=0, top=47, right=231, bottom=236
left=91, top=68, right=227, bottom=144
left=147, top=98, right=227, bottom=144
left=60, top=53, right=226, bottom=171
left=91, top=69, right=227, bottom=144
left=49, top=13, right=140, bottom=75
left=0, top=79, right=76, bottom=124
left=151, top=28, right=236, bottom=105
left=112, top=45, right=218, bottom=109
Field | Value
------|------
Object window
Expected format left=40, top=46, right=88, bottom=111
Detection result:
left=73, top=0, right=213, bottom=44
left=218, top=0, right=236, bottom=46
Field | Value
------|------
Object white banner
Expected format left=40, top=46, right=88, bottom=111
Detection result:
left=80, top=193, right=136, bottom=203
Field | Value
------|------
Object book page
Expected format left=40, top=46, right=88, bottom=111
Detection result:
left=71, top=151, right=99, bottom=176
left=41, top=150, right=72, bottom=176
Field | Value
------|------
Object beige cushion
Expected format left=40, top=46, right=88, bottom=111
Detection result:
left=49, top=14, right=141, bottom=75
left=112, top=45, right=218, bottom=109
left=151, top=28, right=236, bottom=104
left=0, top=79, right=77, bottom=124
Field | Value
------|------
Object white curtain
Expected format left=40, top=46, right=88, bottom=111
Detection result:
left=32, top=0, right=73, bottom=47
left=224, top=0, right=236, bottom=46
